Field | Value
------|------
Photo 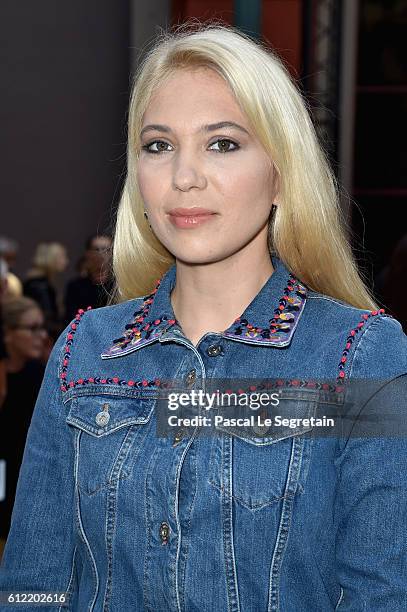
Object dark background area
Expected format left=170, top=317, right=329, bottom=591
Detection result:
left=0, top=1, right=130, bottom=279
left=352, top=0, right=407, bottom=290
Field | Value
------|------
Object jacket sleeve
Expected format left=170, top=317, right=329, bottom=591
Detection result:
left=334, top=316, right=407, bottom=610
left=0, top=325, right=78, bottom=611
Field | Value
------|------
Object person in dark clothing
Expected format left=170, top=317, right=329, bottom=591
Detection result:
left=374, top=234, right=407, bottom=334
left=0, top=297, right=46, bottom=540
left=23, top=242, right=69, bottom=340
left=0, top=314, right=6, bottom=411
left=0, top=258, right=8, bottom=409
left=0, top=319, right=6, bottom=410
left=0, top=237, right=23, bottom=299
left=64, top=234, right=113, bottom=322
left=23, top=277, right=58, bottom=320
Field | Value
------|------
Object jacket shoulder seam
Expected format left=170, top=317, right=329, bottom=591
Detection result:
left=347, top=314, right=392, bottom=379
left=307, top=294, right=367, bottom=312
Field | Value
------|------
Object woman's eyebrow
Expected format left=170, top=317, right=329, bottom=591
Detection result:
left=140, top=121, right=250, bottom=137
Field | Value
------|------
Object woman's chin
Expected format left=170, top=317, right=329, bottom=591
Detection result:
left=173, top=251, right=231, bottom=266
left=26, top=348, right=43, bottom=361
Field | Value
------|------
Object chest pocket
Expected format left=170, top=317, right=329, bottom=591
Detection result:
left=208, top=389, right=326, bottom=511
left=66, top=393, right=155, bottom=496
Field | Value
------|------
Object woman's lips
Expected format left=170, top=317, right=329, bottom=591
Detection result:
left=168, top=209, right=217, bottom=229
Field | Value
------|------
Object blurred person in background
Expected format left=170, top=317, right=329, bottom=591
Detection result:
left=64, top=233, right=113, bottom=321
left=0, top=259, right=8, bottom=409
left=23, top=242, right=69, bottom=342
left=0, top=297, right=47, bottom=543
left=374, top=234, right=407, bottom=334
left=0, top=237, right=22, bottom=299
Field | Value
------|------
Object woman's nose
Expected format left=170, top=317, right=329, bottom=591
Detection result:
left=172, top=154, right=207, bottom=191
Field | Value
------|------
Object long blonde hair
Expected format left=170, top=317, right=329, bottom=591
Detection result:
left=27, top=242, right=66, bottom=279
left=113, top=21, right=377, bottom=309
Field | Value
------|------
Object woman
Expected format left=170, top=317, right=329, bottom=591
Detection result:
left=0, top=298, right=46, bottom=542
left=23, top=242, right=68, bottom=339
left=0, top=258, right=8, bottom=409
left=1, top=23, right=407, bottom=611
left=64, top=234, right=113, bottom=323
left=0, top=237, right=23, bottom=300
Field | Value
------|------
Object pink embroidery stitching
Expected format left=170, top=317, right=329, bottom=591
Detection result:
left=105, top=278, right=176, bottom=355
left=60, top=307, right=92, bottom=392
left=62, top=376, right=162, bottom=391
left=60, top=305, right=163, bottom=393
left=221, top=273, right=307, bottom=343
left=337, top=308, right=386, bottom=381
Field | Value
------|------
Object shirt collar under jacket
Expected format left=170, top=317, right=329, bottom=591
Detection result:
left=101, top=255, right=307, bottom=359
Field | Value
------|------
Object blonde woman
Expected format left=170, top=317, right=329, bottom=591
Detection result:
left=1, top=23, right=407, bottom=611
left=23, top=242, right=68, bottom=339
left=0, top=298, right=47, bottom=544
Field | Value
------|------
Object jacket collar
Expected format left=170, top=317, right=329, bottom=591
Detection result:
left=101, top=255, right=307, bottom=359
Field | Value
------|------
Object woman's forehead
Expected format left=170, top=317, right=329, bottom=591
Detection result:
left=144, top=68, right=241, bottom=117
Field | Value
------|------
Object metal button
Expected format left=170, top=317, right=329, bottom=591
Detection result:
left=207, top=344, right=222, bottom=356
left=95, top=412, right=110, bottom=426
left=159, top=521, right=170, bottom=545
left=252, top=410, right=271, bottom=436
left=185, top=369, right=196, bottom=386
left=95, top=403, right=110, bottom=426
left=252, top=422, right=270, bottom=436
left=172, top=430, right=184, bottom=447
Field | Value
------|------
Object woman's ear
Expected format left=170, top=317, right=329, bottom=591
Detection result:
left=271, top=163, right=280, bottom=204
left=273, top=166, right=281, bottom=200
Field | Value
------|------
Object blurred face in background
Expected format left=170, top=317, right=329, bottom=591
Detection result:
left=0, top=257, right=8, bottom=300
left=86, top=236, right=112, bottom=277
left=52, top=244, right=69, bottom=273
left=5, top=307, right=47, bottom=363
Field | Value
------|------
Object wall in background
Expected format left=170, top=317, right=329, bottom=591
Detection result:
left=1, top=1, right=130, bottom=283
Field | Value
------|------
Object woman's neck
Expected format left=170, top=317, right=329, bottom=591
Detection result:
left=170, top=244, right=274, bottom=347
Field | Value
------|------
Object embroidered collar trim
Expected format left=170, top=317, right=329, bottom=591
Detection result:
left=101, top=264, right=307, bottom=359
left=222, top=273, right=306, bottom=345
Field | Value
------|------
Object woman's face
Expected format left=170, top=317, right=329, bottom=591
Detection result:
left=137, top=67, right=278, bottom=265
left=5, top=308, right=47, bottom=362
left=53, top=245, right=69, bottom=273
left=86, top=236, right=112, bottom=274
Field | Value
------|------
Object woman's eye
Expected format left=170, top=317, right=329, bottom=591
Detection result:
left=141, top=140, right=172, bottom=154
left=141, top=138, right=240, bottom=155
left=208, top=138, right=240, bottom=153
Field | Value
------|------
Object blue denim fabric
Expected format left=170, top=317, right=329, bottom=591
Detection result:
left=1, top=256, right=407, bottom=611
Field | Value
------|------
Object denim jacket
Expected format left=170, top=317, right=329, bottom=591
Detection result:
left=1, top=256, right=407, bottom=612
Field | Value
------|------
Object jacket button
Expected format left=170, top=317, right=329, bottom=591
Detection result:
left=95, top=403, right=110, bottom=426
left=207, top=344, right=222, bottom=356
left=172, top=430, right=184, bottom=447
left=159, top=521, right=170, bottom=545
left=252, top=422, right=270, bottom=436
left=252, top=410, right=270, bottom=436
left=95, top=412, right=110, bottom=426
left=185, top=369, right=196, bottom=386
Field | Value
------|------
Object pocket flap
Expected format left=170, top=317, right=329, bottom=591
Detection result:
left=66, top=394, right=154, bottom=437
left=214, top=390, right=319, bottom=445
